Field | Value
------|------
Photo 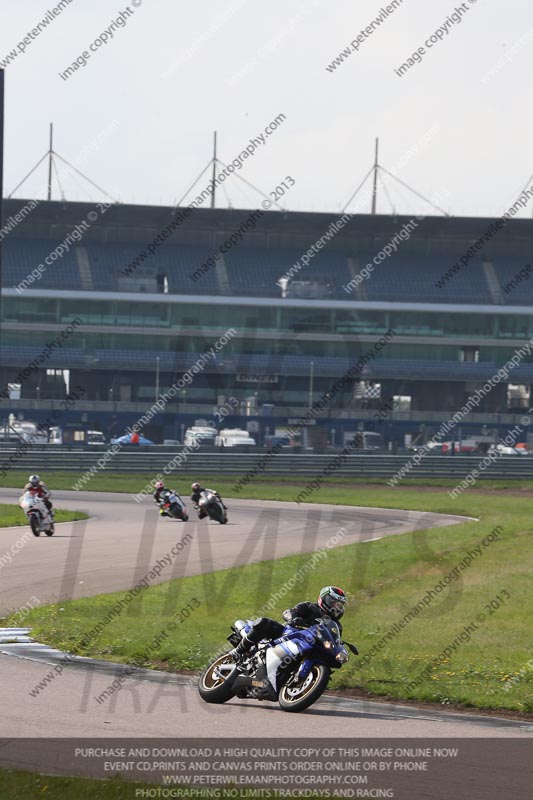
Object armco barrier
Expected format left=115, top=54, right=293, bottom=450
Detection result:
left=1, top=446, right=533, bottom=480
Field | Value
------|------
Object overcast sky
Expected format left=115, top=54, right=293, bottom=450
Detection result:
left=1, top=0, right=532, bottom=219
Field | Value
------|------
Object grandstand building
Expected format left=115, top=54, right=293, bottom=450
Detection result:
left=1, top=198, right=533, bottom=446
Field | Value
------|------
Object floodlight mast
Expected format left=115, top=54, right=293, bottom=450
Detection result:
left=210, top=130, right=217, bottom=208
left=47, top=123, right=53, bottom=201
left=371, top=137, right=379, bottom=215
left=0, top=69, right=4, bottom=366
left=0, top=69, right=4, bottom=295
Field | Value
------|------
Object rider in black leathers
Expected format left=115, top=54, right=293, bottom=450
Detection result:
left=190, top=482, right=227, bottom=519
left=228, top=586, right=347, bottom=660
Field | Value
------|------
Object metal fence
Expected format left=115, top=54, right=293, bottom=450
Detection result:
left=1, top=446, right=533, bottom=480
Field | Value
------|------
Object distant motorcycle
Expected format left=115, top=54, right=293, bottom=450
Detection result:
left=19, top=491, right=54, bottom=537
left=159, top=489, right=188, bottom=521
left=199, top=617, right=356, bottom=713
left=198, top=490, right=227, bottom=524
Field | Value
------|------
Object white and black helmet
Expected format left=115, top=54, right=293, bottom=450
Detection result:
left=318, top=586, right=347, bottom=620
left=29, top=474, right=40, bottom=487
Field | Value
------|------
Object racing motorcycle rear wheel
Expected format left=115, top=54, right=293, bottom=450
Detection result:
left=278, top=664, right=330, bottom=713
left=198, top=654, right=237, bottom=704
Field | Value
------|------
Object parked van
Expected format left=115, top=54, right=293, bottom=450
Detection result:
left=184, top=426, right=216, bottom=448
left=215, top=429, right=256, bottom=448
left=0, top=421, right=48, bottom=444
left=49, top=427, right=106, bottom=445
left=343, top=431, right=384, bottom=451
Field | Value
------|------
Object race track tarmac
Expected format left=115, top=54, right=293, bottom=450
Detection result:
left=2, top=488, right=528, bottom=751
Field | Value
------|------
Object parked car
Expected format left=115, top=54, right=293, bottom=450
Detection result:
left=264, top=435, right=290, bottom=450
left=441, top=439, right=494, bottom=454
left=410, top=440, right=444, bottom=454
left=488, top=443, right=529, bottom=456
left=111, top=433, right=155, bottom=445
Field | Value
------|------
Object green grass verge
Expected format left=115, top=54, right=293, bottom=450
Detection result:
left=2, top=469, right=533, bottom=495
left=0, top=503, right=88, bottom=528
left=7, top=480, right=532, bottom=714
left=0, top=770, right=151, bottom=800
left=0, top=769, right=326, bottom=799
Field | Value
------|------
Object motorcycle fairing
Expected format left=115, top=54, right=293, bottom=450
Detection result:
left=265, top=640, right=302, bottom=692
left=296, top=658, right=314, bottom=682
left=199, top=491, right=215, bottom=506
left=266, top=645, right=288, bottom=693
left=20, top=492, right=51, bottom=530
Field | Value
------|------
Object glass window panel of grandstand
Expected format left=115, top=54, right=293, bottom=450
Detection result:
left=334, top=310, right=389, bottom=334
left=281, top=308, right=332, bottom=333
left=496, top=314, right=532, bottom=338
left=386, top=311, right=496, bottom=338
left=56, top=299, right=169, bottom=327
left=125, top=302, right=169, bottom=327
left=4, top=297, right=57, bottom=323
left=388, top=343, right=458, bottom=359
left=170, top=305, right=277, bottom=332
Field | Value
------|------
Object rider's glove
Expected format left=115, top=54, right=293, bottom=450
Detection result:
left=282, top=609, right=292, bottom=622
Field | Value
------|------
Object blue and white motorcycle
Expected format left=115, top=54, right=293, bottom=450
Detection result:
left=198, top=618, right=357, bottom=713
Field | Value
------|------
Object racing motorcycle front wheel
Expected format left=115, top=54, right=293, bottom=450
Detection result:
left=209, top=505, right=226, bottom=524
left=278, top=664, right=330, bottom=713
left=29, top=515, right=41, bottom=536
left=198, top=654, right=237, bottom=704
left=170, top=504, right=187, bottom=522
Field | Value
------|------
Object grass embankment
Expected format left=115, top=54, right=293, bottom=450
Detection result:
left=0, top=503, right=88, bottom=528
left=2, top=469, right=533, bottom=496
left=5, top=475, right=532, bottom=714
left=0, top=770, right=323, bottom=800
left=0, top=771, right=151, bottom=800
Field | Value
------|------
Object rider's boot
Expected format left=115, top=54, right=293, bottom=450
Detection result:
left=228, top=635, right=254, bottom=662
